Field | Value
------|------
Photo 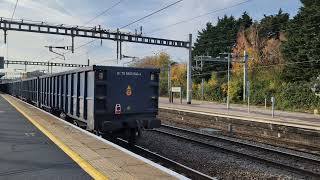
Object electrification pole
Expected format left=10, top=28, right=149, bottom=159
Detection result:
left=227, top=53, right=231, bottom=109
left=200, top=78, right=204, bottom=100
left=200, top=58, right=204, bottom=101
left=24, top=62, right=27, bottom=72
left=47, top=61, right=50, bottom=74
left=243, top=51, right=248, bottom=102
left=194, top=54, right=231, bottom=105
left=168, top=62, right=177, bottom=103
left=187, top=34, right=192, bottom=104
left=168, top=64, right=171, bottom=102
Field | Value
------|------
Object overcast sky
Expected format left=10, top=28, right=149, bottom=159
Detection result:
left=0, top=0, right=302, bottom=75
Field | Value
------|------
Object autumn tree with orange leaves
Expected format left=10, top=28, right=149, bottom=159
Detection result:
left=192, top=6, right=320, bottom=112
left=133, top=52, right=187, bottom=96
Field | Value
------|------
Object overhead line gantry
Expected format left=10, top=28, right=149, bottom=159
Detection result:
left=0, top=56, right=89, bottom=73
left=0, top=17, right=193, bottom=104
left=0, top=17, right=190, bottom=49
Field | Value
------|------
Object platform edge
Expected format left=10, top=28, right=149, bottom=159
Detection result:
left=2, top=95, right=108, bottom=180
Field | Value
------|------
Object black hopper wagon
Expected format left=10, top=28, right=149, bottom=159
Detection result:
left=0, top=66, right=161, bottom=143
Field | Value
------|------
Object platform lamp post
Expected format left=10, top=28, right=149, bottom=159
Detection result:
left=187, top=34, right=192, bottom=104
left=311, top=77, right=320, bottom=115
left=168, top=62, right=177, bottom=103
left=227, top=53, right=231, bottom=109
left=243, top=51, right=249, bottom=102
left=47, top=61, right=51, bottom=74
left=219, top=52, right=232, bottom=109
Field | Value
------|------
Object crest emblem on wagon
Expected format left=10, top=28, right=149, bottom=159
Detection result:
left=126, top=85, right=132, bottom=96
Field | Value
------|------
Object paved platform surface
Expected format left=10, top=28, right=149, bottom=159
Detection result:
left=159, top=97, right=320, bottom=130
left=1, top=94, right=183, bottom=180
left=0, top=95, right=91, bottom=180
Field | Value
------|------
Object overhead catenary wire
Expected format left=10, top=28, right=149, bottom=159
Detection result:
left=192, top=59, right=320, bottom=77
left=60, top=0, right=318, bottom=67
left=54, top=0, right=183, bottom=65
left=186, top=20, right=320, bottom=55
left=44, top=0, right=124, bottom=64
left=192, top=37, right=320, bottom=79
left=84, top=0, right=124, bottom=25
left=49, top=0, right=253, bottom=65
left=119, top=0, right=184, bottom=29
left=146, top=0, right=254, bottom=35
left=54, top=0, right=182, bottom=61
left=78, top=0, right=181, bottom=49
left=93, top=58, right=118, bottom=64
left=11, top=0, right=315, bottom=73
left=190, top=17, right=320, bottom=70
left=47, top=39, right=96, bottom=62
left=101, top=46, right=172, bottom=66
left=11, top=0, right=19, bottom=19
left=44, top=0, right=124, bottom=62
left=6, top=0, right=19, bottom=61
left=185, top=6, right=320, bottom=52
left=122, top=46, right=174, bottom=65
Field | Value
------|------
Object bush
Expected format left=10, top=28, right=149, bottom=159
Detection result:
left=229, top=77, right=243, bottom=102
left=275, top=82, right=320, bottom=112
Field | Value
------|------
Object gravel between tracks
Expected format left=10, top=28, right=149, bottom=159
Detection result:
left=136, top=130, right=310, bottom=179
left=159, top=125, right=320, bottom=175
left=163, top=119, right=320, bottom=155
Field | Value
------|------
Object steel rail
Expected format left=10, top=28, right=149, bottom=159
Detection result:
left=154, top=124, right=320, bottom=178
left=162, top=124, right=320, bottom=160
left=113, top=138, right=216, bottom=180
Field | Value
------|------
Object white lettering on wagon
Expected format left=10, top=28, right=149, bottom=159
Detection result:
left=116, top=71, right=142, bottom=76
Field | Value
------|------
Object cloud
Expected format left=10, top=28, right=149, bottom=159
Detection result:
left=0, top=0, right=301, bottom=75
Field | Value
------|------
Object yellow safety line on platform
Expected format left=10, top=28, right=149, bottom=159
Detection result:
left=2, top=95, right=108, bottom=180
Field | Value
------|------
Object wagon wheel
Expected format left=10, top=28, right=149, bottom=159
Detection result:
left=73, top=120, right=79, bottom=127
left=59, top=112, right=67, bottom=120
left=128, top=128, right=137, bottom=145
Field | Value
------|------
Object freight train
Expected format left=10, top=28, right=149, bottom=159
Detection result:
left=0, top=66, right=161, bottom=144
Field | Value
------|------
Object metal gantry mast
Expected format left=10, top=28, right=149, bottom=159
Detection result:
left=2, top=59, right=88, bottom=74
left=0, top=18, right=194, bottom=103
left=3, top=59, right=88, bottom=68
left=0, top=18, right=190, bottom=48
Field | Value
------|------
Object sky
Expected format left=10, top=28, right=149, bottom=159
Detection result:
left=0, top=0, right=302, bottom=76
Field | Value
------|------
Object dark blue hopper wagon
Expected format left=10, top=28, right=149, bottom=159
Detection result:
left=0, top=66, right=161, bottom=143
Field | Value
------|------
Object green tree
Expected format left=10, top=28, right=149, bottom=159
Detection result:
left=238, top=11, right=253, bottom=29
left=259, top=9, right=289, bottom=40
left=193, top=15, right=240, bottom=82
left=281, top=0, right=320, bottom=82
left=193, top=15, right=239, bottom=56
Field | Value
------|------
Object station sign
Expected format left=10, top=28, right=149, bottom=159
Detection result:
left=170, top=87, right=183, bottom=104
left=171, top=87, right=181, bottom=93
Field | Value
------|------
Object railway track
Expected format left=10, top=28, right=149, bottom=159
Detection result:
left=112, top=138, right=216, bottom=180
left=153, top=124, right=320, bottom=178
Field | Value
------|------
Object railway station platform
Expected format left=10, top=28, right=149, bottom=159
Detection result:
left=0, top=95, right=91, bottom=179
left=159, top=97, right=320, bottom=131
left=0, top=94, right=186, bottom=180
